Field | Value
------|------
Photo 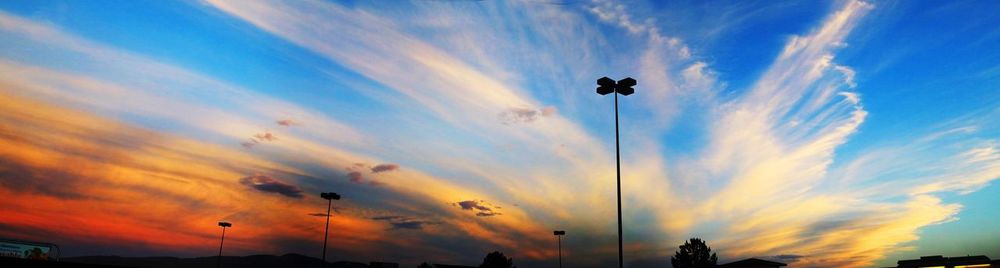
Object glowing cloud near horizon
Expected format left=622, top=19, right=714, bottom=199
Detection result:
left=0, top=1, right=998, bottom=267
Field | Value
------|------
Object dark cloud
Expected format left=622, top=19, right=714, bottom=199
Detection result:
left=456, top=200, right=491, bottom=211
left=371, top=215, right=440, bottom=230
left=389, top=221, right=428, bottom=230
left=308, top=206, right=343, bottom=217
left=371, top=163, right=399, bottom=173
left=0, top=159, right=93, bottom=199
left=370, top=215, right=404, bottom=221
left=475, top=211, right=501, bottom=217
left=345, top=170, right=385, bottom=187
left=276, top=119, right=298, bottom=126
left=240, top=140, right=258, bottom=148
left=453, top=200, right=502, bottom=217
left=239, top=174, right=304, bottom=198
left=347, top=171, right=364, bottom=183
left=768, top=254, right=806, bottom=263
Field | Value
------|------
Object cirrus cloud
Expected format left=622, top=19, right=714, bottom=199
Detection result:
left=371, top=215, right=441, bottom=230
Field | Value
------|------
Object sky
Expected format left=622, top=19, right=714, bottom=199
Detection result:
left=0, top=0, right=997, bottom=267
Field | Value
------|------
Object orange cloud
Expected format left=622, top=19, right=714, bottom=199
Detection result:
left=0, top=88, right=562, bottom=262
left=0, top=91, right=385, bottom=257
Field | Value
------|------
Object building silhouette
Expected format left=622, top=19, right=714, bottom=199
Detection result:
left=896, top=255, right=993, bottom=268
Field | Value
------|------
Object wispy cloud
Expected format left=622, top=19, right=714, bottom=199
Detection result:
left=2, top=1, right=998, bottom=267
left=276, top=119, right=298, bottom=127
left=0, top=10, right=543, bottom=260
left=371, top=215, right=442, bottom=230
left=201, top=0, right=999, bottom=265
left=0, top=10, right=366, bottom=149
left=0, top=90, right=385, bottom=257
left=253, top=132, right=278, bottom=142
left=371, top=164, right=400, bottom=173
left=497, top=106, right=560, bottom=125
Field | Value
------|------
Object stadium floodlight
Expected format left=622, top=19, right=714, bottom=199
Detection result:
left=554, top=230, right=566, bottom=268
left=320, top=192, right=341, bottom=266
left=217, top=221, right=232, bottom=268
left=595, top=76, right=636, bottom=268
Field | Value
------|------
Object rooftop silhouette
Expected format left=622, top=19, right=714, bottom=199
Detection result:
left=896, top=255, right=994, bottom=268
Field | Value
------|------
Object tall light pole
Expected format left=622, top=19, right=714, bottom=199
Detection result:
left=320, top=192, right=341, bottom=267
left=217, top=221, right=232, bottom=268
left=553, top=230, right=566, bottom=268
left=596, top=76, right=636, bottom=268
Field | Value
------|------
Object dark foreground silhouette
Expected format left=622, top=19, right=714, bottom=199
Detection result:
left=0, top=249, right=515, bottom=268
left=1, top=254, right=370, bottom=268
left=671, top=238, right=718, bottom=268
left=896, top=255, right=998, bottom=268
left=5, top=247, right=995, bottom=268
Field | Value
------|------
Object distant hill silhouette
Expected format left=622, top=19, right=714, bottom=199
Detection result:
left=59, top=253, right=368, bottom=268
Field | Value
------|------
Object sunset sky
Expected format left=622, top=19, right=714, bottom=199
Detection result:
left=1, top=0, right=998, bottom=267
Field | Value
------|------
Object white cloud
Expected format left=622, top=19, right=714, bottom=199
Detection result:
left=0, top=9, right=568, bottom=259
left=203, top=0, right=1000, bottom=266
left=3, top=1, right=999, bottom=267
left=0, top=11, right=366, bottom=148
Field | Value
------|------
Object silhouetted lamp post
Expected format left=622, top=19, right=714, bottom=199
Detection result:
left=320, top=192, right=341, bottom=266
left=217, top=221, right=232, bottom=268
left=596, top=76, right=635, bottom=268
left=553, top=230, right=566, bottom=268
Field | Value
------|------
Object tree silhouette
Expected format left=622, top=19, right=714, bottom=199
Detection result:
left=25, top=247, right=47, bottom=260
left=479, top=251, right=516, bottom=268
left=417, top=262, right=433, bottom=268
left=671, top=238, right=718, bottom=268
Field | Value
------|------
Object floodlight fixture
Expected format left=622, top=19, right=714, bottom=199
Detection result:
left=595, top=76, right=637, bottom=268
left=553, top=230, right=567, bottom=268
left=320, top=192, right=341, bottom=266
left=216, top=221, right=232, bottom=268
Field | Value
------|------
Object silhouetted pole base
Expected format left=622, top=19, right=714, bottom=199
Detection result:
left=322, top=199, right=332, bottom=267
left=217, top=227, right=226, bottom=268
left=596, top=76, right=635, bottom=268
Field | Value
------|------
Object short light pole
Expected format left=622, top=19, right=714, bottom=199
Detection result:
left=320, top=192, right=341, bottom=267
left=596, top=76, right=636, bottom=268
left=553, top=230, right=566, bottom=268
left=217, top=221, right=232, bottom=268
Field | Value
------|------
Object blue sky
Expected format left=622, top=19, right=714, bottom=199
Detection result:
left=0, top=0, right=997, bottom=267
